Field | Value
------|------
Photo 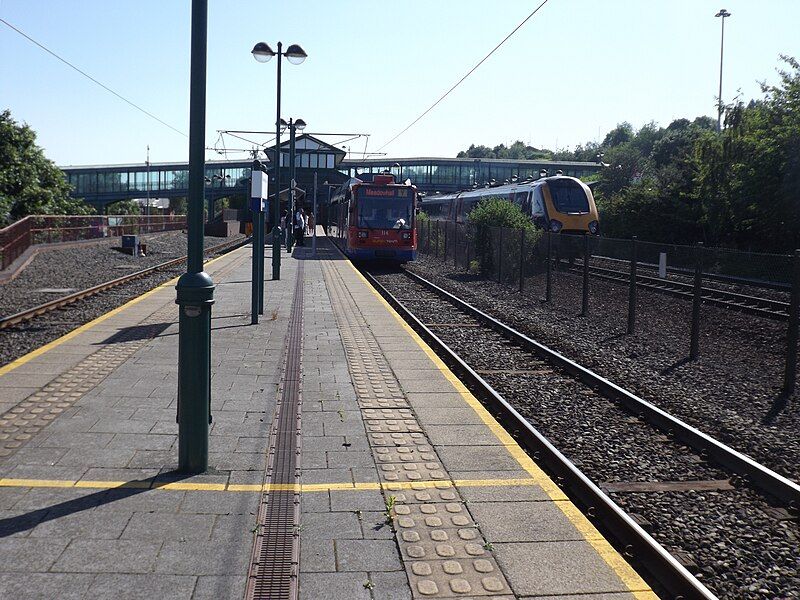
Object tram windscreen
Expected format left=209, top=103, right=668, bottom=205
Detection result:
left=356, top=187, right=413, bottom=229
left=548, top=180, right=590, bottom=214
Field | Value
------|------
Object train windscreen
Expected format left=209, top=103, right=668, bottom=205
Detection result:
left=548, top=180, right=590, bottom=214
left=356, top=187, right=413, bottom=229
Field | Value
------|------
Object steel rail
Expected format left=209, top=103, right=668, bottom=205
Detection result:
left=591, top=253, right=791, bottom=292
left=591, top=263, right=788, bottom=311
left=0, top=237, right=248, bottom=330
left=397, top=267, right=800, bottom=505
left=362, top=268, right=716, bottom=600
left=564, top=260, right=789, bottom=319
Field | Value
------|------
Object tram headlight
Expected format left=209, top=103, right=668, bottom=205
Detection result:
left=357, top=230, right=369, bottom=239
left=588, top=220, right=599, bottom=235
left=549, top=220, right=563, bottom=233
left=401, top=232, right=412, bottom=240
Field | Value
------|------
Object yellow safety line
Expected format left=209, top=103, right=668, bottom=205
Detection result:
left=0, top=476, right=540, bottom=494
left=0, top=250, right=237, bottom=378
left=344, top=258, right=654, bottom=596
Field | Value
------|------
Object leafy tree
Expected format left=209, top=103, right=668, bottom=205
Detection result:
left=106, top=199, right=141, bottom=215
left=457, top=140, right=552, bottom=161
left=602, top=122, right=635, bottom=148
left=0, top=109, right=91, bottom=225
left=456, top=56, right=800, bottom=251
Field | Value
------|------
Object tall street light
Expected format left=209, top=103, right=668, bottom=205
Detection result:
left=145, top=145, right=151, bottom=221
left=176, top=0, right=214, bottom=473
left=251, top=41, right=307, bottom=280
left=715, top=8, right=732, bottom=132
left=285, top=117, right=306, bottom=252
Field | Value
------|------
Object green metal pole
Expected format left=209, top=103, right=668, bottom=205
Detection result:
left=689, top=242, right=704, bottom=359
left=250, top=171, right=259, bottom=325
left=175, top=0, right=214, bottom=474
left=287, top=120, right=296, bottom=252
left=782, top=249, right=800, bottom=394
left=627, top=236, right=638, bottom=334
left=260, top=211, right=266, bottom=312
left=271, top=43, right=282, bottom=280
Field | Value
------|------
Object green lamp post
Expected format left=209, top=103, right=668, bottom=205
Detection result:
left=251, top=41, right=307, bottom=280
left=176, top=0, right=214, bottom=473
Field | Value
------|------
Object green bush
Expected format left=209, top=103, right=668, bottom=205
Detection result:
left=467, top=197, right=539, bottom=274
left=468, top=197, right=532, bottom=230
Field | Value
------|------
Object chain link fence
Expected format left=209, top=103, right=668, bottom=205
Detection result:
left=416, top=219, right=800, bottom=395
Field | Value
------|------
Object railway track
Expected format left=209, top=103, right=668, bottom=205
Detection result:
left=0, top=236, right=248, bottom=330
left=363, top=266, right=799, bottom=600
left=565, top=260, right=790, bottom=320
left=590, top=254, right=791, bottom=292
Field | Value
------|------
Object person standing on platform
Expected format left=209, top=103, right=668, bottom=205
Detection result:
left=294, top=207, right=306, bottom=246
left=307, top=211, right=315, bottom=235
left=280, top=209, right=288, bottom=248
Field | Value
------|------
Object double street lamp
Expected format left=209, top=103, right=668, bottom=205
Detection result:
left=251, top=41, right=307, bottom=280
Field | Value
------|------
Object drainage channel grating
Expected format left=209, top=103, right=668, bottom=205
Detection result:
left=246, top=260, right=305, bottom=600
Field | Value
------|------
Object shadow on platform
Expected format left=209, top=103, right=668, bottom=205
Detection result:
left=0, top=470, right=194, bottom=538
left=100, top=323, right=172, bottom=345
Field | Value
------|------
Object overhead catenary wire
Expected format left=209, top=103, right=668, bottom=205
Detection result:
left=0, top=17, right=187, bottom=138
left=376, top=0, right=551, bottom=152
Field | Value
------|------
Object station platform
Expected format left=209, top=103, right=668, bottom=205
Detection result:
left=0, top=231, right=655, bottom=599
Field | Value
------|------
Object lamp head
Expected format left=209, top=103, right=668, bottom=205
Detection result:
left=294, top=118, right=307, bottom=131
left=251, top=42, right=275, bottom=63
left=279, top=118, right=289, bottom=133
left=715, top=9, right=731, bottom=17
left=285, top=44, right=307, bottom=65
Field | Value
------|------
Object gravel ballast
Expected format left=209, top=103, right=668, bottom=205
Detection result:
left=0, top=231, right=245, bottom=366
left=408, top=253, right=800, bottom=483
left=371, top=267, right=799, bottom=599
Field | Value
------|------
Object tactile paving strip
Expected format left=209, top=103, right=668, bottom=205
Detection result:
left=0, top=308, right=174, bottom=460
left=323, top=260, right=513, bottom=598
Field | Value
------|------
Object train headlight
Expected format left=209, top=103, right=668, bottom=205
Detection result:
left=357, top=230, right=369, bottom=239
left=549, top=220, right=563, bottom=233
left=589, top=220, right=599, bottom=235
left=401, top=232, right=412, bottom=240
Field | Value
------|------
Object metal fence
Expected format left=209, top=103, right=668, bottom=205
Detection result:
left=417, top=219, right=800, bottom=395
left=0, top=215, right=187, bottom=270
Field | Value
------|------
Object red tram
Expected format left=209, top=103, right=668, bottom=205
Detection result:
left=327, top=173, right=417, bottom=262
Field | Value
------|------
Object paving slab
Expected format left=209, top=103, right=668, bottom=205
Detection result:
left=493, top=540, right=635, bottom=597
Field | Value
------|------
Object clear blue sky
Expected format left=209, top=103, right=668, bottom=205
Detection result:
left=1, top=0, right=798, bottom=166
